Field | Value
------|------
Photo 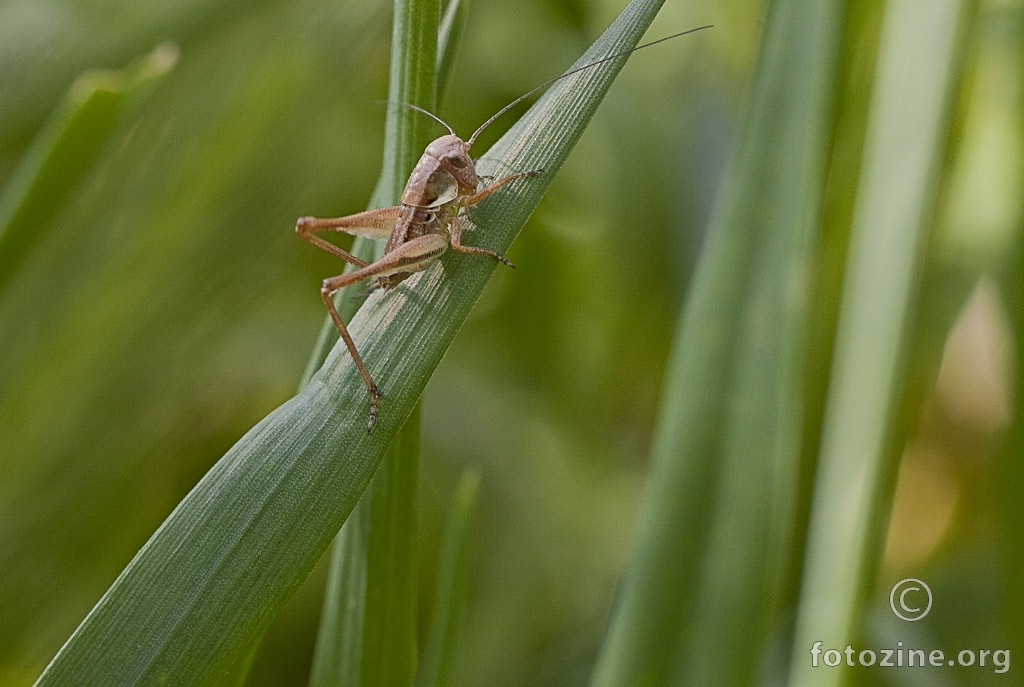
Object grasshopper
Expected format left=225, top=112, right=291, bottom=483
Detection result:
left=297, top=26, right=710, bottom=433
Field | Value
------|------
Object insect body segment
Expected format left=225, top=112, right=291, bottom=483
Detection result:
left=296, top=132, right=540, bottom=433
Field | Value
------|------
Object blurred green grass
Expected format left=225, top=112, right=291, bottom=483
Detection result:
left=1, top=0, right=1021, bottom=685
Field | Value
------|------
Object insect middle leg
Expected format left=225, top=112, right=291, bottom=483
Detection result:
left=318, top=233, right=449, bottom=433
left=449, top=216, right=514, bottom=266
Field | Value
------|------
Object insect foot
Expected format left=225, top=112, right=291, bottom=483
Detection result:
left=367, top=384, right=384, bottom=435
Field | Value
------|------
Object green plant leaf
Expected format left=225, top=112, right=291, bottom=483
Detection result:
left=360, top=403, right=421, bottom=685
left=308, top=502, right=368, bottom=687
left=436, top=0, right=470, bottom=105
left=0, top=43, right=177, bottom=296
left=589, top=0, right=844, bottom=684
left=350, top=6, right=438, bottom=684
left=416, top=470, right=479, bottom=687
left=300, top=0, right=441, bottom=385
left=307, top=1, right=437, bottom=684
left=33, top=0, right=670, bottom=684
left=788, top=0, right=970, bottom=685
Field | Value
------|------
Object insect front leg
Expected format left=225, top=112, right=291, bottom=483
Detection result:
left=319, top=233, right=449, bottom=433
left=449, top=168, right=542, bottom=266
left=463, top=168, right=543, bottom=206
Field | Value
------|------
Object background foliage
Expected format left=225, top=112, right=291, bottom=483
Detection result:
left=1, top=0, right=1020, bottom=685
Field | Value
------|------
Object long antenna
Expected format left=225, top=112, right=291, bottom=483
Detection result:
left=466, top=24, right=712, bottom=148
left=400, top=102, right=456, bottom=136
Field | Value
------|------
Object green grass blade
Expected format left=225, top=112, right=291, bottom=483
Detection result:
left=302, top=0, right=467, bottom=387
left=416, top=470, right=479, bottom=687
left=309, top=504, right=369, bottom=687
left=787, top=1, right=970, bottom=685
left=0, top=44, right=177, bottom=296
left=361, top=403, right=421, bottom=685
left=374, top=0, right=440, bottom=207
left=436, top=0, right=470, bottom=105
left=307, top=2, right=437, bottom=684
left=353, top=1, right=437, bottom=681
left=589, top=0, right=843, bottom=684
left=32, top=1, right=668, bottom=684
left=309, top=414, right=423, bottom=687
left=300, top=0, right=442, bottom=386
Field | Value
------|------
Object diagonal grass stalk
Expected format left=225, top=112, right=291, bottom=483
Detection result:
left=788, top=0, right=970, bottom=684
left=590, top=0, right=843, bottom=684
left=32, top=0, right=675, bottom=683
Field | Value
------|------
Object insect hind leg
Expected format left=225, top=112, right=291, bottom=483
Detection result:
left=317, top=233, right=449, bottom=432
left=320, top=275, right=383, bottom=434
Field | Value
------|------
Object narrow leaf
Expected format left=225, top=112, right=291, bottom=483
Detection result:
left=308, top=1, right=437, bottom=684
left=0, top=43, right=177, bottom=296
left=33, top=1, right=669, bottom=684
left=309, top=505, right=369, bottom=687
left=416, top=470, right=480, bottom=687
left=436, top=0, right=470, bottom=105
left=590, top=0, right=843, bottom=684
left=360, top=404, right=421, bottom=685
left=788, top=0, right=970, bottom=685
